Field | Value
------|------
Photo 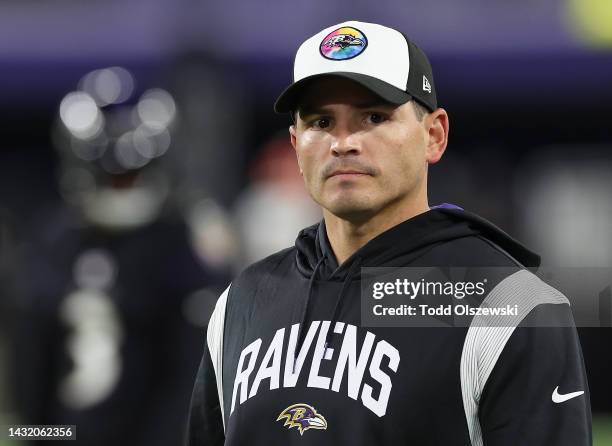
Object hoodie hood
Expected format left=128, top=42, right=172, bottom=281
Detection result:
left=295, top=205, right=540, bottom=280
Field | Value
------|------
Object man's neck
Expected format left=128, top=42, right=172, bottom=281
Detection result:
left=323, top=199, right=430, bottom=265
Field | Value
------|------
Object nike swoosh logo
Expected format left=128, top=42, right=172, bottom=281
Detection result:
left=552, top=386, right=584, bottom=403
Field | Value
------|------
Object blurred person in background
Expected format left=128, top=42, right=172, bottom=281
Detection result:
left=233, top=133, right=320, bottom=268
left=9, top=67, right=231, bottom=446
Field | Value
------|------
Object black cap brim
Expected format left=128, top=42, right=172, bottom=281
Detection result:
left=274, top=72, right=412, bottom=114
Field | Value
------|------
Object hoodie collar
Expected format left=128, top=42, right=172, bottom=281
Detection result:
left=295, top=205, right=540, bottom=280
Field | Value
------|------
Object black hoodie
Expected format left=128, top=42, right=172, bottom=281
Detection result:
left=187, top=206, right=591, bottom=446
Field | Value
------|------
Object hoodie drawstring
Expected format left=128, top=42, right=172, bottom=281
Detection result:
left=294, top=255, right=363, bottom=371
left=294, top=255, right=325, bottom=372
left=324, top=257, right=362, bottom=353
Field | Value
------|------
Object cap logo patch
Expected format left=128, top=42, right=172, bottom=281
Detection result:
left=319, top=26, right=367, bottom=60
left=423, top=75, right=432, bottom=93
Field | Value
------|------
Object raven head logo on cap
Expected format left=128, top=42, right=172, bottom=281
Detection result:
left=324, top=34, right=364, bottom=49
left=276, top=403, right=328, bottom=435
left=320, top=27, right=367, bottom=60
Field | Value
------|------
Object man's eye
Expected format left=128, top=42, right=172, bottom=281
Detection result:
left=368, top=113, right=387, bottom=124
left=313, top=118, right=331, bottom=129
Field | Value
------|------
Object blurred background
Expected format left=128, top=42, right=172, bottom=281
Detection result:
left=0, top=0, right=611, bottom=444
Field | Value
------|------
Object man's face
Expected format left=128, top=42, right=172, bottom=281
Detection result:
left=290, top=77, right=440, bottom=222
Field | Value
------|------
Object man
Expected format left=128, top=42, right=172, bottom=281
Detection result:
left=187, top=21, right=591, bottom=445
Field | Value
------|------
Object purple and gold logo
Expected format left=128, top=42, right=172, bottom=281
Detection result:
left=319, top=26, right=367, bottom=60
left=276, top=403, right=328, bottom=435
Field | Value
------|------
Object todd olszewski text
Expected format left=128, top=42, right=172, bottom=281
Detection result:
left=372, top=303, right=519, bottom=317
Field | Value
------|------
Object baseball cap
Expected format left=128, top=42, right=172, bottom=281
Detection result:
left=274, top=20, right=438, bottom=114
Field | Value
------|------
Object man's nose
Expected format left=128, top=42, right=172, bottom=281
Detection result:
left=330, top=126, right=362, bottom=157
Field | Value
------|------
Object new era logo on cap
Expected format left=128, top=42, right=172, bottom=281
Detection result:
left=274, top=20, right=438, bottom=114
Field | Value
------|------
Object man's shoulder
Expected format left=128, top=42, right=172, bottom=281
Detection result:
left=232, top=246, right=296, bottom=289
left=420, top=234, right=528, bottom=267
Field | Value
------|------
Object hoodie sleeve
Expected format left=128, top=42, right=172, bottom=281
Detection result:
left=460, top=270, right=592, bottom=446
left=477, top=303, right=592, bottom=446
left=186, top=285, right=230, bottom=446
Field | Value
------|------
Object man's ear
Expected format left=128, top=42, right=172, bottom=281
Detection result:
left=425, top=108, right=449, bottom=164
left=289, top=125, right=297, bottom=150
left=289, top=125, right=303, bottom=175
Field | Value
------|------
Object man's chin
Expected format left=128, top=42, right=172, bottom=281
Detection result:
left=323, top=199, right=377, bottom=222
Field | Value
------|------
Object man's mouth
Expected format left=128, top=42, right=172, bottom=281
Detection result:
left=329, top=170, right=371, bottom=178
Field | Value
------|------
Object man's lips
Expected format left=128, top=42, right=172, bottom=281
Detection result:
left=328, top=170, right=371, bottom=178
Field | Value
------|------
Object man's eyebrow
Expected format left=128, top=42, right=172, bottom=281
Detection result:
left=353, top=101, right=395, bottom=109
left=297, top=101, right=395, bottom=118
left=296, top=106, right=326, bottom=118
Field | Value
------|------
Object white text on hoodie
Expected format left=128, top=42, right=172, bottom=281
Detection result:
left=230, top=321, right=400, bottom=417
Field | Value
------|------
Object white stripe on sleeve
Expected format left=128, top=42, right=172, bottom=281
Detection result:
left=207, top=284, right=231, bottom=431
